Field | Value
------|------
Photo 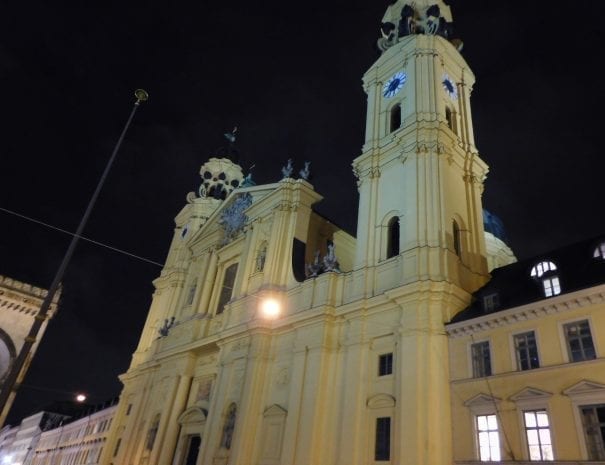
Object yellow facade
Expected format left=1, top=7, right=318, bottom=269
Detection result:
left=98, top=2, right=605, bottom=465
left=448, top=284, right=605, bottom=463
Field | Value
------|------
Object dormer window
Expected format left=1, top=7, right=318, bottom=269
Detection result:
left=530, top=261, right=556, bottom=278
left=593, top=242, right=605, bottom=259
left=530, top=261, right=561, bottom=297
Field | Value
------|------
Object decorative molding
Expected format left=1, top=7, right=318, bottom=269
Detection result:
left=367, top=393, right=396, bottom=409
left=446, top=285, right=605, bottom=338
left=510, top=387, right=552, bottom=409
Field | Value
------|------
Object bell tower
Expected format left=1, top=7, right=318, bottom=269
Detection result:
left=354, top=0, right=488, bottom=294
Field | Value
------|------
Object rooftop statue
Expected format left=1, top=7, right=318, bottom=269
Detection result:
left=378, top=1, right=461, bottom=53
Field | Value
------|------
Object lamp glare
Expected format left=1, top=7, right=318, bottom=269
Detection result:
left=260, top=298, right=280, bottom=318
left=76, top=394, right=87, bottom=402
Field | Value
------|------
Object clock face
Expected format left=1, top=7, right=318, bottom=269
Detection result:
left=442, top=74, right=458, bottom=100
left=383, top=72, right=407, bottom=98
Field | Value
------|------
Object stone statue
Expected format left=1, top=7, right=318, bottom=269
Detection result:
left=306, top=250, right=323, bottom=278
left=281, top=159, right=294, bottom=179
left=299, top=161, right=311, bottom=181
left=158, top=316, right=175, bottom=337
left=221, top=404, right=237, bottom=449
left=323, top=242, right=341, bottom=273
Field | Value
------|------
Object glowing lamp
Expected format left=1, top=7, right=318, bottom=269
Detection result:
left=260, top=298, right=280, bottom=319
left=76, top=394, right=87, bottom=402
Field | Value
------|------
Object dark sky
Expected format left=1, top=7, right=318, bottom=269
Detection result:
left=1, top=1, right=604, bottom=423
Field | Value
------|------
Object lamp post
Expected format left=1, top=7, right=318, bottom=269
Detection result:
left=0, top=90, right=149, bottom=426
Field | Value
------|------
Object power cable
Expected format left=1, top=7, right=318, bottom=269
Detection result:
left=0, top=206, right=163, bottom=267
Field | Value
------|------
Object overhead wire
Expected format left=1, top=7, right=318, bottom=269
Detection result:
left=0, top=206, right=164, bottom=267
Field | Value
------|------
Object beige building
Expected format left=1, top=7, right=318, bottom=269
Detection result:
left=0, top=276, right=59, bottom=424
left=31, top=403, right=116, bottom=465
left=97, top=1, right=604, bottom=464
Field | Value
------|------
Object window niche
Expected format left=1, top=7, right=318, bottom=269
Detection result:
left=390, top=104, right=402, bottom=133
left=453, top=220, right=462, bottom=257
left=216, top=263, right=238, bottom=315
left=386, top=217, right=400, bottom=259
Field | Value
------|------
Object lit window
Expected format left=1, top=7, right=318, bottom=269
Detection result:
left=524, top=410, right=554, bottom=461
left=594, top=243, right=605, bottom=259
left=564, top=320, right=596, bottom=362
left=378, top=353, right=393, bottom=376
left=530, top=261, right=557, bottom=278
left=542, top=276, right=561, bottom=297
left=476, top=414, right=501, bottom=461
left=375, top=417, right=391, bottom=461
left=482, top=293, right=499, bottom=312
left=514, top=331, right=540, bottom=370
left=216, top=264, right=238, bottom=314
left=471, top=341, right=491, bottom=378
left=580, top=405, right=605, bottom=460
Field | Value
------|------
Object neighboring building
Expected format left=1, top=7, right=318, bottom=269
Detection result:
left=0, top=411, right=67, bottom=465
left=0, top=276, right=60, bottom=424
left=31, top=403, right=117, bottom=465
left=93, top=1, right=603, bottom=464
left=448, top=237, right=605, bottom=462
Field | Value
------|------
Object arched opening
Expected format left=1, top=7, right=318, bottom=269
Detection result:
left=390, top=104, right=402, bottom=133
left=445, top=107, right=454, bottom=133
left=386, top=217, right=400, bottom=259
left=453, top=220, right=461, bottom=257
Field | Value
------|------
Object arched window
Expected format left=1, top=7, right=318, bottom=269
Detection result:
left=445, top=107, right=456, bottom=134
left=390, top=104, right=402, bottom=133
left=386, top=217, right=400, bottom=259
left=453, top=220, right=461, bottom=257
left=530, top=261, right=557, bottom=278
left=530, top=261, right=561, bottom=297
left=593, top=242, right=605, bottom=259
left=216, top=264, right=238, bottom=314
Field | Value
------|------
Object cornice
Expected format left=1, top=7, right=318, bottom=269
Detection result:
left=446, top=284, right=605, bottom=338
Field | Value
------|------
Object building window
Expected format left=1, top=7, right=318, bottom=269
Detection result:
left=530, top=261, right=560, bottom=297
left=471, top=341, right=492, bottom=377
left=530, top=261, right=556, bottom=278
left=445, top=107, right=455, bottom=133
left=594, top=243, right=605, bottom=259
left=216, top=263, right=238, bottom=314
left=482, top=293, right=499, bottom=312
left=514, top=331, right=540, bottom=370
left=184, top=435, right=202, bottom=465
left=386, top=217, right=400, bottom=259
left=378, top=353, right=393, bottom=376
left=113, top=438, right=122, bottom=457
left=542, top=276, right=561, bottom=297
left=580, top=405, right=605, bottom=460
left=390, top=104, right=402, bottom=133
left=476, top=414, right=501, bottom=461
left=523, top=410, right=554, bottom=461
left=375, top=417, right=391, bottom=461
left=453, top=220, right=461, bottom=257
left=564, top=320, right=596, bottom=362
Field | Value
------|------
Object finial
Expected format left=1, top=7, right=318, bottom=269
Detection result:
left=299, top=161, right=311, bottom=181
left=281, top=159, right=294, bottom=179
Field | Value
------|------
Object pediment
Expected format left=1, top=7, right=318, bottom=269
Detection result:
left=510, top=387, right=552, bottom=407
left=367, top=394, right=396, bottom=409
left=464, top=393, right=501, bottom=408
left=178, top=406, right=207, bottom=425
left=263, top=404, right=287, bottom=417
left=563, top=380, right=605, bottom=402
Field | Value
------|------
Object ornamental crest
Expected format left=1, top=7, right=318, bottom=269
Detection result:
left=218, top=193, right=252, bottom=245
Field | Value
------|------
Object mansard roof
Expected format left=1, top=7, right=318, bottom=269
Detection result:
left=450, top=234, right=605, bottom=323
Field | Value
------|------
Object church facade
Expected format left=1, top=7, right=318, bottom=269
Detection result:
left=99, top=1, right=605, bottom=464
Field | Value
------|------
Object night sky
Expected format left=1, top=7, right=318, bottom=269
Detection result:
left=1, top=1, right=604, bottom=424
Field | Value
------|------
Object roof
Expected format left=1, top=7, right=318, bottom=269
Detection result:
left=450, top=234, right=605, bottom=323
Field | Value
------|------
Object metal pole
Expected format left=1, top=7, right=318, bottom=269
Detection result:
left=0, top=89, right=149, bottom=426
